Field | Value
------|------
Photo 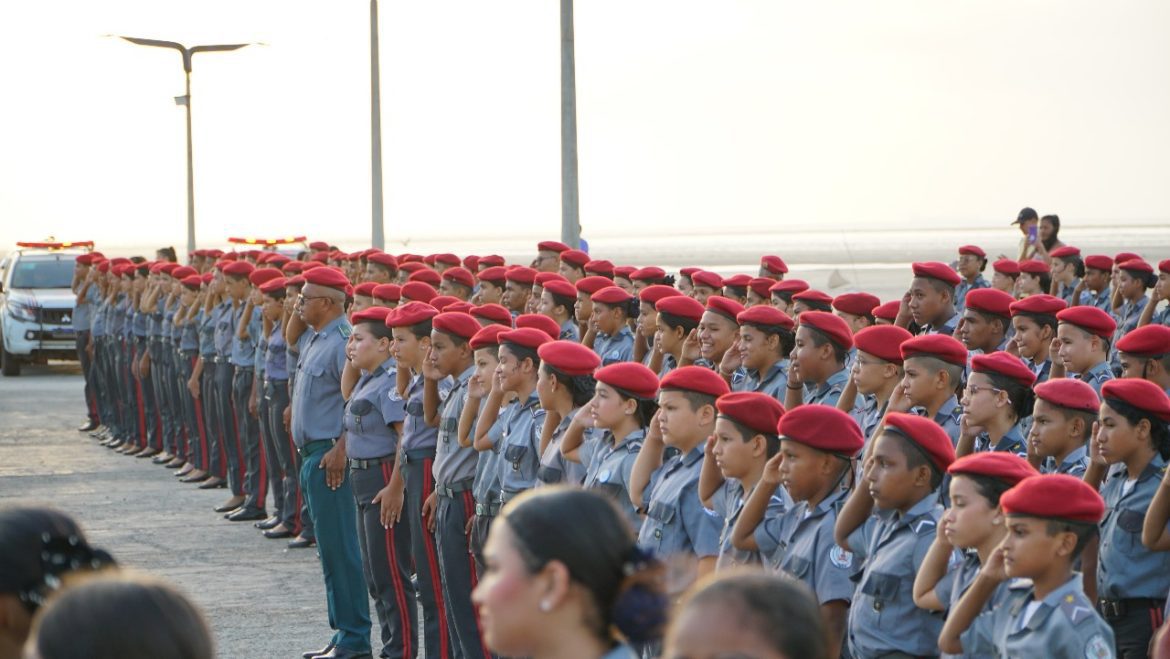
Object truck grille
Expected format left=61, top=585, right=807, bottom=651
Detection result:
left=38, top=308, right=72, bottom=325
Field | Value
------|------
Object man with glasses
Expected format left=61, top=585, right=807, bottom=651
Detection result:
left=292, top=268, right=372, bottom=659
left=954, top=245, right=990, bottom=313
left=532, top=240, right=568, bottom=273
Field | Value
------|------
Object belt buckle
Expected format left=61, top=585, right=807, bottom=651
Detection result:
left=475, top=503, right=485, bottom=515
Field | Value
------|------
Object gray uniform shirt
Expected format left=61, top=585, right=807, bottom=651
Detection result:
left=343, top=360, right=405, bottom=459
left=709, top=478, right=788, bottom=570
left=1097, top=455, right=1170, bottom=599
left=593, top=326, right=634, bottom=365
left=583, top=428, right=645, bottom=533
left=290, top=314, right=350, bottom=447
left=432, top=365, right=477, bottom=487
left=757, top=486, right=856, bottom=605
left=497, top=392, right=545, bottom=501
left=637, top=446, right=722, bottom=560
left=733, top=359, right=788, bottom=401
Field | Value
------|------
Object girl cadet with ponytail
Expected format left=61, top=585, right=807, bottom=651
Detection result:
left=472, top=487, right=666, bottom=659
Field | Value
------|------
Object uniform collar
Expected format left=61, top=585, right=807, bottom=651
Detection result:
left=315, top=313, right=348, bottom=337
left=1014, top=573, right=1088, bottom=632
left=456, top=363, right=476, bottom=387
left=935, top=395, right=960, bottom=423
left=749, top=359, right=786, bottom=384
left=1079, top=360, right=1111, bottom=381
left=610, top=427, right=646, bottom=449
left=1058, top=444, right=1088, bottom=470
left=894, top=491, right=939, bottom=525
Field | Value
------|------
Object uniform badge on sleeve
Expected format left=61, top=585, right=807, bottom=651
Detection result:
left=829, top=545, right=853, bottom=569
left=1084, top=633, right=1113, bottom=659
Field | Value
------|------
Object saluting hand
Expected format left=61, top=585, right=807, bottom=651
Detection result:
left=421, top=347, right=443, bottom=381
left=887, top=380, right=913, bottom=413
left=760, top=450, right=784, bottom=486
left=978, top=545, right=1009, bottom=583
left=1089, top=420, right=1105, bottom=465
left=681, top=328, right=701, bottom=363
left=719, top=339, right=742, bottom=375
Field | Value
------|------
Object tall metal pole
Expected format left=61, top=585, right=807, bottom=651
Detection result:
left=370, top=0, right=385, bottom=250
left=560, top=0, right=581, bottom=249
left=183, top=66, right=196, bottom=255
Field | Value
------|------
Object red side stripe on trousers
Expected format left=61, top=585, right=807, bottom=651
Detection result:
left=421, top=460, right=450, bottom=659
left=461, top=489, right=491, bottom=659
left=383, top=463, right=412, bottom=659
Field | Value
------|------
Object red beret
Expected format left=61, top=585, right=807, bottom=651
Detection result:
left=1009, top=294, right=1067, bottom=317
left=679, top=267, right=702, bottom=277
left=445, top=301, right=474, bottom=314
left=1115, top=252, right=1141, bottom=265
left=1018, top=259, right=1049, bottom=275
left=223, top=261, right=255, bottom=277
left=656, top=295, right=705, bottom=322
left=575, top=276, right=614, bottom=295
left=470, top=303, right=512, bottom=326
left=282, top=261, right=304, bottom=274
left=386, top=301, right=438, bottom=328
left=409, top=269, right=442, bottom=287
left=1117, top=324, right=1170, bottom=357
left=770, top=279, right=809, bottom=295
left=308, top=241, right=329, bottom=251
left=912, top=261, right=962, bottom=287
left=1056, top=305, right=1117, bottom=339
left=660, top=365, right=731, bottom=398
left=479, top=254, right=505, bottom=268
left=433, top=253, right=460, bottom=266
left=430, top=295, right=459, bottom=312
left=372, top=283, right=401, bottom=302
left=506, top=266, right=537, bottom=285
left=1160, top=259, right=1170, bottom=275
left=534, top=272, right=567, bottom=287
left=432, top=312, right=480, bottom=340
left=478, top=266, right=507, bottom=284
left=1033, top=378, right=1100, bottom=414
left=900, top=334, right=967, bottom=366
left=594, top=362, right=659, bottom=400
left=301, top=261, right=324, bottom=272
left=854, top=325, right=913, bottom=364
left=352, top=306, right=392, bottom=325
left=614, top=266, right=636, bottom=280
left=442, top=267, right=475, bottom=289
left=797, top=311, right=854, bottom=350
left=1001, top=475, right=1105, bottom=524
left=737, top=305, right=795, bottom=330
left=303, top=266, right=351, bottom=291
left=873, top=300, right=900, bottom=322
left=538, top=240, right=570, bottom=253
left=792, top=289, right=833, bottom=306
left=463, top=255, right=480, bottom=271
left=948, top=453, right=1037, bottom=485
left=148, top=262, right=165, bottom=275
left=398, top=262, right=424, bottom=273
left=171, top=266, right=196, bottom=279
left=543, top=279, right=577, bottom=300
left=401, top=281, right=437, bottom=303
left=560, top=249, right=590, bottom=268
left=881, top=412, right=956, bottom=473
left=760, top=255, right=788, bottom=275
left=422, top=254, right=437, bottom=266
left=723, top=274, right=752, bottom=288
left=353, top=282, right=378, bottom=297
left=1119, top=258, right=1154, bottom=275
left=1101, top=379, right=1170, bottom=422
left=180, top=275, right=203, bottom=290
left=638, top=285, right=681, bottom=306
left=538, top=340, right=601, bottom=376
left=368, top=252, right=398, bottom=270
left=76, top=253, right=99, bottom=265
left=308, top=252, right=329, bottom=263
left=1049, top=246, right=1081, bottom=259
left=258, top=276, right=287, bottom=295
left=584, top=260, right=614, bottom=277
left=1084, top=255, right=1114, bottom=271
left=992, top=259, right=1021, bottom=275
left=706, top=296, right=745, bottom=323
left=971, top=351, right=1036, bottom=387
left=96, top=262, right=110, bottom=273
left=717, top=392, right=784, bottom=436
left=833, top=292, right=881, bottom=317
left=285, top=275, right=305, bottom=287
left=470, top=325, right=508, bottom=350
left=631, top=266, right=666, bottom=282
left=160, top=262, right=181, bottom=275
left=515, top=314, right=561, bottom=340
left=499, top=327, right=554, bottom=351
left=778, top=405, right=863, bottom=456
left=964, top=288, right=1016, bottom=317
left=592, top=286, right=634, bottom=306
left=749, top=278, right=775, bottom=299
left=691, top=270, right=724, bottom=289
left=958, top=245, right=986, bottom=258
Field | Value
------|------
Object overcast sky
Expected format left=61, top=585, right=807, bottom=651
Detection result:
left=1, top=1, right=1168, bottom=254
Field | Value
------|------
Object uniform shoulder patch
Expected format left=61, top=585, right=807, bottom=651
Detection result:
left=828, top=545, right=853, bottom=569
left=913, top=518, right=937, bottom=536
left=338, top=325, right=352, bottom=338
left=1059, top=593, right=1096, bottom=626
left=1084, top=633, right=1113, bottom=659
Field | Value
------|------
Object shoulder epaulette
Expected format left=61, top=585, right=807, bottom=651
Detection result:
left=1057, top=592, right=1096, bottom=625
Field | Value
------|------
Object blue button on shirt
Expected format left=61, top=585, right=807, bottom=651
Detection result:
left=290, top=315, right=350, bottom=447
left=1078, top=286, right=1112, bottom=312
left=733, top=359, right=788, bottom=401
left=343, top=359, right=406, bottom=459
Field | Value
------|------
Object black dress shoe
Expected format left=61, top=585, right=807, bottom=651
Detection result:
left=303, top=643, right=334, bottom=659
left=312, top=646, right=371, bottom=659
left=263, top=527, right=293, bottom=539
left=136, top=448, right=160, bottom=459
left=78, top=420, right=99, bottom=432
left=255, top=515, right=280, bottom=530
left=151, top=453, right=172, bottom=464
left=180, top=472, right=211, bottom=483
left=288, top=537, right=317, bottom=549
left=198, top=478, right=227, bottom=490
left=213, top=498, right=245, bottom=514
left=165, top=459, right=185, bottom=469
left=226, top=508, right=266, bottom=522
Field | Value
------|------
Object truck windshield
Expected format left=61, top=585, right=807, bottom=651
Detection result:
left=9, top=256, right=76, bottom=289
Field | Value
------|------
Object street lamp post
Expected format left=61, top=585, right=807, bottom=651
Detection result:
left=560, top=0, right=581, bottom=249
left=117, top=37, right=255, bottom=255
left=370, top=0, right=385, bottom=251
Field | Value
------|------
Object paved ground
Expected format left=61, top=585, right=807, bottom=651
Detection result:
left=0, top=363, right=345, bottom=658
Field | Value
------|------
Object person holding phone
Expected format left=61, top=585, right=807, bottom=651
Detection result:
left=1013, top=206, right=1041, bottom=261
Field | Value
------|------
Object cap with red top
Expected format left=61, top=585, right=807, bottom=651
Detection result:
left=301, top=261, right=324, bottom=272
left=691, top=271, right=724, bottom=290
left=533, top=271, right=565, bottom=285
left=223, top=261, right=255, bottom=277
left=1084, top=255, right=1114, bottom=271
left=575, top=276, right=613, bottom=296
left=308, top=241, right=329, bottom=251
left=430, top=296, right=460, bottom=312
left=353, top=282, right=378, bottom=298
left=432, top=312, right=480, bottom=340
left=1101, top=379, right=1170, bottom=422
left=1018, top=259, right=1050, bottom=275
left=372, top=284, right=401, bottom=302
left=538, top=241, right=570, bottom=254
left=282, top=261, right=305, bottom=274
left=543, top=279, right=577, bottom=300
left=792, top=289, right=833, bottom=307
left=515, top=314, right=560, bottom=340
left=614, top=266, right=636, bottom=280
left=368, top=252, right=398, bottom=270
left=433, top=253, right=460, bottom=267
left=171, top=266, right=196, bottom=279
left=594, top=362, right=659, bottom=400
left=309, top=252, right=329, bottom=264
left=737, top=305, right=795, bottom=330
left=1049, top=246, right=1081, bottom=260
left=947, top=453, right=1037, bottom=485
left=760, top=255, right=788, bottom=275
left=1033, top=378, right=1100, bottom=414
left=660, top=366, right=731, bottom=398
left=1000, top=475, right=1105, bottom=524
left=442, top=267, right=475, bottom=289
left=638, top=285, right=681, bottom=306
left=506, top=266, right=537, bottom=286
left=992, top=259, right=1021, bottom=275
left=479, top=255, right=505, bottom=268
left=833, top=292, right=881, bottom=317
left=1056, top=306, right=1117, bottom=339
left=706, top=296, right=745, bottom=323
left=716, top=392, right=784, bottom=437
left=285, top=275, right=305, bottom=287
left=409, top=269, right=442, bottom=286
left=1009, top=294, right=1067, bottom=317
left=499, top=327, right=554, bottom=351
left=478, top=266, right=507, bottom=284
left=258, top=276, right=287, bottom=295
left=723, top=274, right=752, bottom=289
left=180, top=275, right=203, bottom=290
left=247, top=267, right=284, bottom=287
left=912, top=262, right=962, bottom=287
left=797, top=311, right=854, bottom=350
left=873, top=300, right=900, bottom=322
left=560, top=249, right=590, bottom=268
left=971, top=352, right=1036, bottom=387
left=958, top=245, right=986, bottom=258
left=1119, top=258, right=1154, bottom=275
left=422, top=254, right=437, bottom=266
left=401, top=281, right=437, bottom=303
left=1160, top=259, right=1170, bottom=275
left=778, top=405, right=863, bottom=456
left=881, top=412, right=956, bottom=473
left=160, top=263, right=181, bottom=276
left=470, top=303, right=512, bottom=326
left=470, top=325, right=509, bottom=350
left=538, top=340, right=602, bottom=376
left=631, top=266, right=666, bottom=282
left=445, top=301, right=474, bottom=315
left=303, top=266, right=351, bottom=291
left=656, top=295, right=705, bottom=322
left=97, top=261, right=110, bottom=274
left=769, top=279, right=810, bottom=295
left=749, top=278, right=774, bottom=299
left=352, top=307, right=392, bottom=325
left=1117, top=324, right=1170, bottom=357
left=679, top=267, right=702, bottom=278
left=463, top=255, right=479, bottom=271
left=399, top=262, right=426, bottom=274
left=1115, top=252, right=1141, bottom=265
left=900, top=334, right=967, bottom=366
left=584, top=260, right=615, bottom=277
left=592, top=286, right=634, bottom=306
left=964, top=288, right=1016, bottom=317
left=853, top=325, right=913, bottom=364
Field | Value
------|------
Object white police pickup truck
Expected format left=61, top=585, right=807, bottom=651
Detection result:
left=0, top=241, right=92, bottom=376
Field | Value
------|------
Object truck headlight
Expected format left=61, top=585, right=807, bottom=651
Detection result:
left=7, top=302, right=37, bottom=322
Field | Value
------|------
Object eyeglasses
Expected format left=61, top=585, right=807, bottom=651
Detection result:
left=964, top=384, right=1004, bottom=397
left=296, top=294, right=329, bottom=306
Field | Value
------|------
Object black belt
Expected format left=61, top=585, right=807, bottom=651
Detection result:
left=475, top=501, right=501, bottom=517
left=400, top=447, right=436, bottom=465
left=348, top=455, right=394, bottom=470
left=212, top=355, right=228, bottom=364
left=298, top=439, right=336, bottom=458
left=179, top=350, right=198, bottom=357
left=1098, top=598, right=1164, bottom=620
left=265, top=378, right=289, bottom=386
left=435, top=478, right=474, bottom=498
left=234, top=366, right=254, bottom=374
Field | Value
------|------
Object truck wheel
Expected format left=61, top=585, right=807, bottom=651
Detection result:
left=1, top=332, right=21, bottom=376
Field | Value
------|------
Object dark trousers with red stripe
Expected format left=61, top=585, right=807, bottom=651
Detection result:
left=265, top=380, right=301, bottom=531
left=435, top=485, right=489, bottom=659
left=213, top=361, right=244, bottom=495
left=132, top=338, right=160, bottom=449
left=1102, top=599, right=1164, bottom=658
left=256, top=385, right=284, bottom=522
left=402, top=453, right=450, bottom=659
left=178, top=353, right=209, bottom=471
left=232, top=366, right=266, bottom=513
left=76, top=330, right=99, bottom=424
left=352, top=459, right=417, bottom=659
left=201, top=360, right=226, bottom=478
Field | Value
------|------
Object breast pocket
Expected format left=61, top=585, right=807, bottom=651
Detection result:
left=405, top=399, right=423, bottom=417
left=783, top=554, right=813, bottom=585
left=1114, top=508, right=1146, bottom=555
left=858, top=571, right=900, bottom=626
left=537, top=465, right=562, bottom=485
left=348, top=398, right=375, bottom=434
left=503, top=444, right=536, bottom=483
left=645, top=501, right=679, bottom=553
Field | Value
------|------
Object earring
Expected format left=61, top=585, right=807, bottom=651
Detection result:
left=540, top=600, right=552, bottom=612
